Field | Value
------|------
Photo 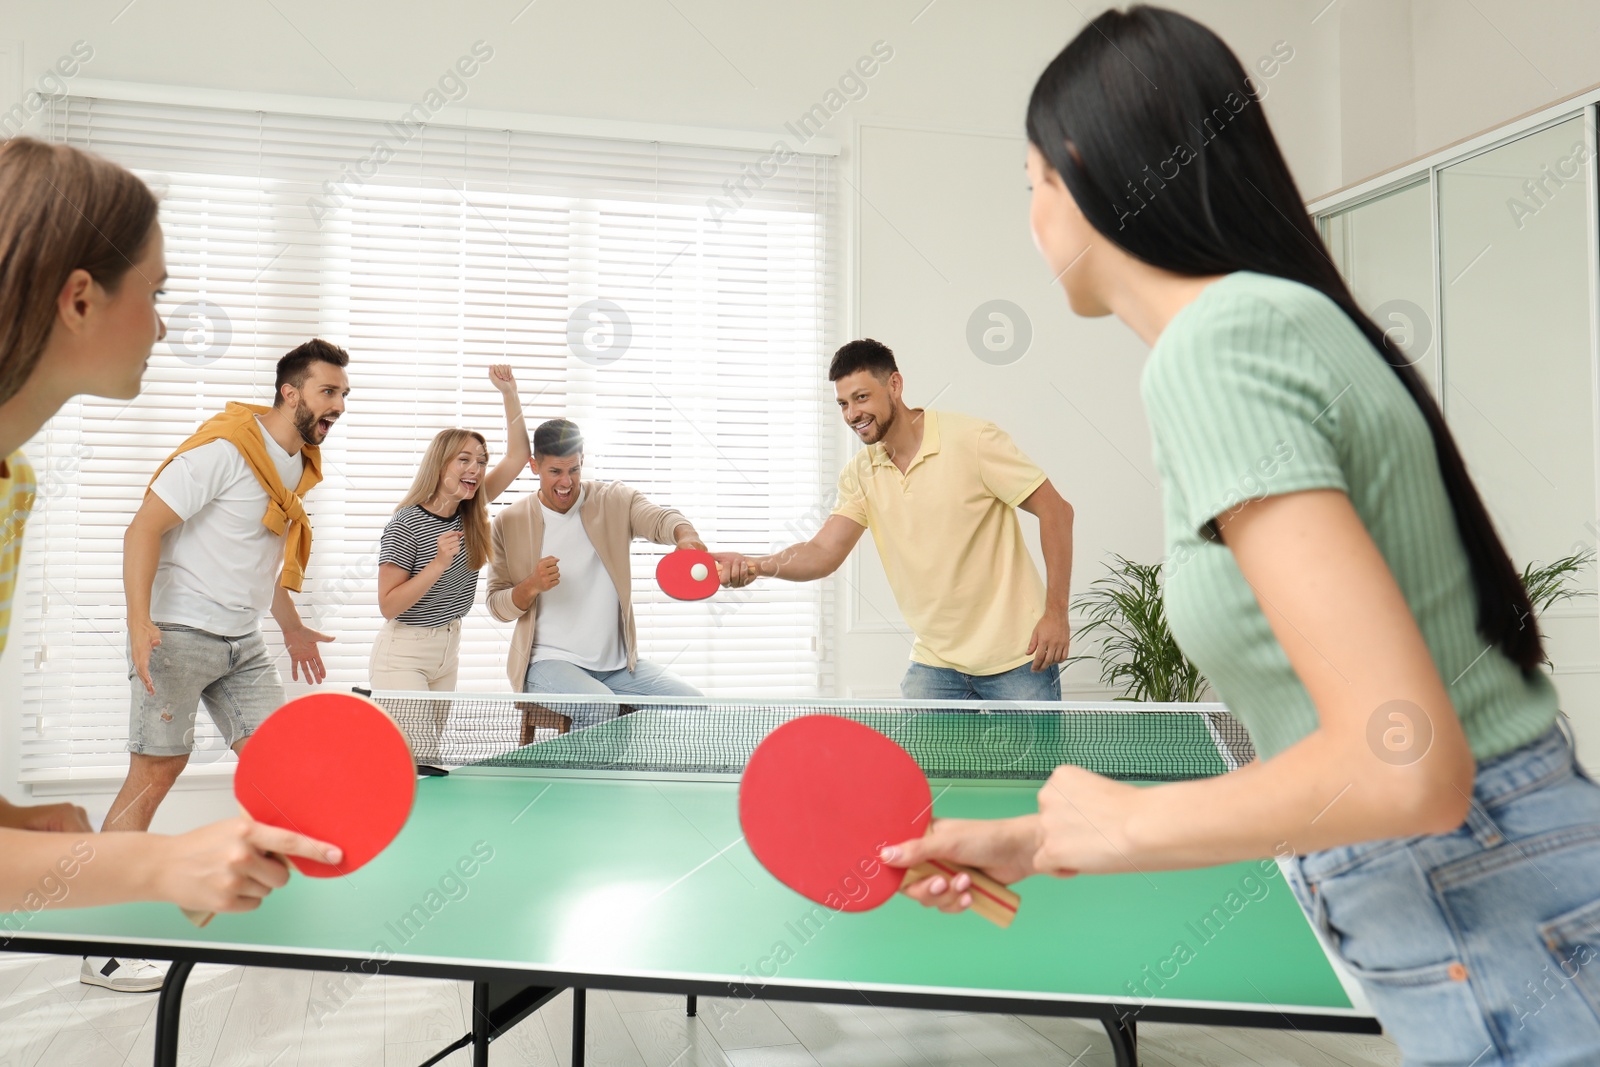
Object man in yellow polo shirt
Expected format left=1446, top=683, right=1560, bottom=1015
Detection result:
left=727, top=338, right=1075, bottom=699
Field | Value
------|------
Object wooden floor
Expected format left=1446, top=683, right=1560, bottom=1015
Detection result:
left=0, top=952, right=1400, bottom=1067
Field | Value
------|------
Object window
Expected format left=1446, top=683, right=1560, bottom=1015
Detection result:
left=17, top=94, right=836, bottom=782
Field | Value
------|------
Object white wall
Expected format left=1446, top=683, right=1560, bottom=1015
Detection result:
left=1412, top=0, right=1600, bottom=162
left=1333, top=0, right=1600, bottom=186
left=1337, top=0, right=1418, bottom=185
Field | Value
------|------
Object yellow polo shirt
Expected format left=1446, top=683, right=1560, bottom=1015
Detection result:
left=0, top=451, right=37, bottom=656
left=833, top=410, right=1048, bottom=675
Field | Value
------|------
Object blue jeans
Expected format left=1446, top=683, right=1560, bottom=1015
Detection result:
left=899, top=661, right=1061, bottom=701
left=523, top=657, right=701, bottom=730
left=1282, top=724, right=1600, bottom=1065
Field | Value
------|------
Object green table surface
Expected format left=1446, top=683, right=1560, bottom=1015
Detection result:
left=7, top=769, right=1361, bottom=1018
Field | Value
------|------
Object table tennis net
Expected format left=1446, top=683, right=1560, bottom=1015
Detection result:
left=362, top=690, right=1256, bottom=782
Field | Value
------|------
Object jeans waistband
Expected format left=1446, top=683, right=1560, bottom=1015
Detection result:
left=1468, top=721, right=1575, bottom=806
left=152, top=622, right=257, bottom=641
left=1293, top=721, right=1579, bottom=882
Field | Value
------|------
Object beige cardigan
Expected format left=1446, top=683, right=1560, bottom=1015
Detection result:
left=487, top=480, right=689, bottom=689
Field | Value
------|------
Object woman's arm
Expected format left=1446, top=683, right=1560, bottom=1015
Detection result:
left=1101, top=488, right=1474, bottom=867
left=376, top=533, right=460, bottom=621
left=0, top=820, right=339, bottom=914
left=483, top=365, right=531, bottom=503
left=888, top=489, right=1477, bottom=907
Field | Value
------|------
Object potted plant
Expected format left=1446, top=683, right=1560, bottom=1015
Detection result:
left=1067, top=554, right=1208, bottom=703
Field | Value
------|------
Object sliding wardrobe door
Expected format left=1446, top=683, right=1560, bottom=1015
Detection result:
left=1439, top=115, right=1599, bottom=720
left=1324, top=179, right=1437, bottom=396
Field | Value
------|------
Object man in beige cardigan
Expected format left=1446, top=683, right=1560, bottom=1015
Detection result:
left=487, top=419, right=735, bottom=721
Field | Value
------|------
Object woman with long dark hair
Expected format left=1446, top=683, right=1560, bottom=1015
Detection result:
left=885, top=8, right=1600, bottom=1062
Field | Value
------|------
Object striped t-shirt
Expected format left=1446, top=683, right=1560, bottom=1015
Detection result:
left=0, top=451, right=37, bottom=655
left=378, top=504, right=479, bottom=627
left=1142, top=271, right=1558, bottom=762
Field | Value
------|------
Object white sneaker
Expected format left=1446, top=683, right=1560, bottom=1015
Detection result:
left=79, top=956, right=167, bottom=992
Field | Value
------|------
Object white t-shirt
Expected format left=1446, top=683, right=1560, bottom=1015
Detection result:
left=149, top=422, right=306, bottom=636
left=531, top=485, right=626, bottom=671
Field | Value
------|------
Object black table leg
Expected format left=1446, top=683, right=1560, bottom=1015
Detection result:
left=152, top=960, right=195, bottom=1067
left=1102, top=1013, right=1138, bottom=1067
left=686, top=994, right=697, bottom=1017
left=418, top=981, right=562, bottom=1067
left=572, top=987, right=586, bottom=1067
left=472, top=982, right=490, bottom=1066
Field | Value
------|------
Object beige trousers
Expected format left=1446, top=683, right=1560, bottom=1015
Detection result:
left=368, top=618, right=461, bottom=766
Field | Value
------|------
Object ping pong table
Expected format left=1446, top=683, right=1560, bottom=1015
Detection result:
left=2, top=695, right=1380, bottom=1066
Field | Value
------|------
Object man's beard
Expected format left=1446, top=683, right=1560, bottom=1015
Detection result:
left=861, top=406, right=894, bottom=443
left=293, top=401, right=321, bottom=446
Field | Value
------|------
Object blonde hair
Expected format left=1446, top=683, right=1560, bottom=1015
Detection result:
left=397, top=429, right=493, bottom=571
left=0, top=138, right=159, bottom=406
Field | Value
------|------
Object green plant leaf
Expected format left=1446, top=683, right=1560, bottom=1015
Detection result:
left=1518, top=548, right=1596, bottom=672
left=1071, top=554, right=1208, bottom=703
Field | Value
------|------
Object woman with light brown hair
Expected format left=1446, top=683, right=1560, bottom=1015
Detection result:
left=371, top=365, right=530, bottom=699
left=0, top=138, right=338, bottom=981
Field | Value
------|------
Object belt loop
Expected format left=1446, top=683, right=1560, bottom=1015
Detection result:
left=1552, top=718, right=1580, bottom=777
left=1462, top=800, right=1504, bottom=849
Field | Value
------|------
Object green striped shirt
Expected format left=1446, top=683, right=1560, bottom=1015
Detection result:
left=1142, top=271, right=1558, bottom=761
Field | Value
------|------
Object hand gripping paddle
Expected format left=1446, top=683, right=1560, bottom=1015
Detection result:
left=183, top=692, right=416, bottom=926
left=739, top=715, right=1020, bottom=928
left=657, top=547, right=720, bottom=601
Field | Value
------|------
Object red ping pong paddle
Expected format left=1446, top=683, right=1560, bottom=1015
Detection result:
left=739, top=715, right=1020, bottom=928
left=657, top=547, right=720, bottom=601
left=183, top=692, right=416, bottom=927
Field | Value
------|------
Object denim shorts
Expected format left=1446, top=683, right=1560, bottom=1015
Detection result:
left=1281, top=723, right=1600, bottom=1065
left=127, top=623, right=282, bottom=757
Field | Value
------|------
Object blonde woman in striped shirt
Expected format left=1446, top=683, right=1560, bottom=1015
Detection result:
left=371, top=367, right=530, bottom=759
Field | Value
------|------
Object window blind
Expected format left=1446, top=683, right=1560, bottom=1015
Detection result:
left=16, top=94, right=836, bottom=783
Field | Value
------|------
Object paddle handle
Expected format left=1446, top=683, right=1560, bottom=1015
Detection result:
left=903, top=861, right=1020, bottom=928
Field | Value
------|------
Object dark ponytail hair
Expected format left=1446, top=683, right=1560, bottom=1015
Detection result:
left=1026, top=4, right=1544, bottom=672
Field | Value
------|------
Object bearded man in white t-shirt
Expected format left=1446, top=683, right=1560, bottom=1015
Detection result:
left=487, top=419, right=742, bottom=728
left=81, top=340, right=349, bottom=992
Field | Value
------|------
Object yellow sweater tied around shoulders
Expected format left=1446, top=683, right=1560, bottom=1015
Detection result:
left=147, top=402, right=322, bottom=592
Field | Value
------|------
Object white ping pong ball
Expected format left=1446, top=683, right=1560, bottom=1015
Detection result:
left=691, top=562, right=709, bottom=582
